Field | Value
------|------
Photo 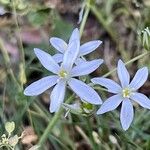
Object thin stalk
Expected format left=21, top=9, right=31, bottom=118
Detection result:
left=85, top=118, right=98, bottom=150
left=28, top=110, right=45, bottom=119
left=12, top=0, right=26, bottom=87
left=38, top=94, right=75, bottom=148
left=103, top=51, right=150, bottom=78
left=75, top=125, right=91, bottom=146
left=0, top=38, right=20, bottom=89
left=2, top=79, right=6, bottom=122
left=28, top=108, right=34, bottom=128
left=79, top=0, right=90, bottom=37
left=33, top=103, right=51, bottom=122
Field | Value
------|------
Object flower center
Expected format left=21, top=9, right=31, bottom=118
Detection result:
left=59, top=69, right=68, bottom=78
left=122, top=88, right=131, bottom=98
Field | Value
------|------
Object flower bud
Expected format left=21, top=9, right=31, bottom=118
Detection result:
left=139, top=27, right=150, bottom=51
left=5, top=122, right=15, bottom=135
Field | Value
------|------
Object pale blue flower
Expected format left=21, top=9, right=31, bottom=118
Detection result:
left=91, top=59, right=149, bottom=130
left=24, top=40, right=103, bottom=113
left=50, top=28, right=102, bottom=64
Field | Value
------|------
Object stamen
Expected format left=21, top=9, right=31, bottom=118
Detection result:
left=122, top=88, right=131, bottom=98
left=59, top=70, right=68, bottom=78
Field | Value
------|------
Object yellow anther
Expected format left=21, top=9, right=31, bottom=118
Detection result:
left=122, top=88, right=131, bottom=98
left=59, top=70, right=68, bottom=78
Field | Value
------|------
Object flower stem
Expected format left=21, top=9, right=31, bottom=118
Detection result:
left=12, top=0, right=26, bottom=87
left=79, top=0, right=91, bottom=37
left=38, top=94, right=75, bottom=147
left=103, top=51, right=150, bottom=77
left=0, top=38, right=20, bottom=89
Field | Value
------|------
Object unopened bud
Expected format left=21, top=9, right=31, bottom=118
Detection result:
left=5, top=122, right=15, bottom=135
left=139, top=27, right=150, bottom=51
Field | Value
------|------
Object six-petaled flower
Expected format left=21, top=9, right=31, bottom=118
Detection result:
left=91, top=60, right=150, bottom=130
left=24, top=33, right=103, bottom=112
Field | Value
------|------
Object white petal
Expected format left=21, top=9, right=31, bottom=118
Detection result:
left=91, top=77, right=122, bottom=94
left=71, top=59, right=103, bottom=77
left=97, top=94, right=122, bottom=114
left=129, top=67, right=148, bottom=90
left=62, top=40, right=80, bottom=71
left=120, top=99, right=134, bottom=131
left=68, top=78, right=102, bottom=104
left=50, top=37, right=67, bottom=53
left=75, top=58, right=86, bottom=65
left=34, top=48, right=60, bottom=74
left=24, top=76, right=58, bottom=96
left=117, top=59, right=130, bottom=88
left=79, top=40, right=102, bottom=56
left=69, top=28, right=80, bottom=44
left=50, top=80, right=66, bottom=113
left=130, top=92, right=150, bottom=109
left=52, top=53, right=63, bottom=63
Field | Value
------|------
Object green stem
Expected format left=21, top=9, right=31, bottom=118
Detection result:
left=103, top=51, right=150, bottom=78
left=85, top=118, right=98, bottom=150
left=38, top=94, right=75, bottom=147
left=12, top=0, right=26, bottom=87
left=79, top=0, right=90, bottom=37
left=0, top=38, right=20, bottom=89
left=33, top=102, right=51, bottom=122
left=75, top=125, right=91, bottom=146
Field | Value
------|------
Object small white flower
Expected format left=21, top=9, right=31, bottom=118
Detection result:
left=24, top=39, right=103, bottom=113
left=92, top=59, right=149, bottom=130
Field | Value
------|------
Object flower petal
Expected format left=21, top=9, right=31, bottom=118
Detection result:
left=62, top=40, right=80, bottom=71
left=129, top=67, right=148, bottom=90
left=50, top=37, right=67, bottom=53
left=52, top=53, right=63, bottom=63
left=130, top=92, right=150, bottom=109
left=34, top=48, right=60, bottom=74
left=117, top=59, right=130, bottom=88
left=68, top=78, right=102, bottom=104
left=91, top=77, right=122, bottom=94
left=50, top=80, right=66, bottom=113
left=97, top=94, right=122, bottom=114
left=24, top=76, right=58, bottom=96
left=71, top=59, right=103, bottom=77
left=79, top=40, right=102, bottom=56
left=69, top=28, right=80, bottom=44
left=120, top=99, right=134, bottom=131
left=75, top=57, right=86, bottom=65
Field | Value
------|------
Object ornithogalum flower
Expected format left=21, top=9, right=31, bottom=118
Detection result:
left=24, top=39, right=103, bottom=113
left=91, top=59, right=150, bottom=130
left=50, top=28, right=102, bottom=64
